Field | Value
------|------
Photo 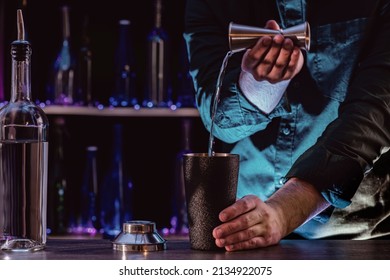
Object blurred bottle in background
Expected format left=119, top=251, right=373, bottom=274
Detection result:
left=100, top=124, right=134, bottom=239
left=143, top=0, right=172, bottom=108
left=77, top=146, right=99, bottom=235
left=109, top=19, right=137, bottom=108
left=47, top=117, right=69, bottom=235
left=47, top=5, right=76, bottom=105
left=75, top=15, right=93, bottom=106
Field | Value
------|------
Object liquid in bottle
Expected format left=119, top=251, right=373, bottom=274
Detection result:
left=0, top=10, right=49, bottom=252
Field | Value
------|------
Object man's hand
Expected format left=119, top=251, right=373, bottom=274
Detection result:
left=241, top=20, right=304, bottom=83
left=212, top=195, right=283, bottom=251
left=212, top=178, right=330, bottom=251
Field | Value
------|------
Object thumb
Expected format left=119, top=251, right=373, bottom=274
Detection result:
left=265, top=20, right=280, bottom=30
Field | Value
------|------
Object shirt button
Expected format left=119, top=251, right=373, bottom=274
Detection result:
left=282, top=126, right=291, bottom=135
left=279, top=177, right=285, bottom=185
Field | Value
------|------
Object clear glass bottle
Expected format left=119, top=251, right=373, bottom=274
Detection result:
left=0, top=10, right=49, bottom=252
left=50, top=5, right=75, bottom=105
left=109, top=19, right=137, bottom=107
left=143, top=0, right=172, bottom=108
left=100, top=124, right=134, bottom=239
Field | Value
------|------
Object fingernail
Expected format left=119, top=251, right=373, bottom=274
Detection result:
left=226, top=244, right=234, bottom=251
left=283, top=40, right=293, bottom=50
left=214, top=228, right=222, bottom=238
left=262, top=37, right=271, bottom=46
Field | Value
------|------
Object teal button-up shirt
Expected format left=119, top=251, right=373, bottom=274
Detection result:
left=184, top=0, right=390, bottom=238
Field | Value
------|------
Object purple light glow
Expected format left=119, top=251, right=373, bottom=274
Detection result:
left=67, top=226, right=98, bottom=236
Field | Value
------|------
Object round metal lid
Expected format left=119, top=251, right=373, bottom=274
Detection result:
left=112, top=220, right=166, bottom=252
left=122, top=220, right=156, bottom=234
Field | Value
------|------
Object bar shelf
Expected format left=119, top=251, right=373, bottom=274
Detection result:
left=43, top=105, right=199, bottom=118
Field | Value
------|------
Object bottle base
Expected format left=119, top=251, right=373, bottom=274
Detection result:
left=1, top=238, right=45, bottom=252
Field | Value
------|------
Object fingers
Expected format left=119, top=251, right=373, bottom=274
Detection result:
left=241, top=20, right=304, bottom=83
left=218, top=194, right=259, bottom=222
left=282, top=48, right=301, bottom=80
left=265, top=20, right=280, bottom=30
left=241, top=36, right=272, bottom=72
left=214, top=195, right=264, bottom=241
left=214, top=222, right=269, bottom=248
left=242, top=36, right=299, bottom=83
left=253, top=34, right=286, bottom=81
left=215, top=208, right=260, bottom=239
left=241, top=20, right=282, bottom=74
left=265, top=39, right=294, bottom=80
left=224, top=237, right=274, bottom=251
left=213, top=195, right=282, bottom=251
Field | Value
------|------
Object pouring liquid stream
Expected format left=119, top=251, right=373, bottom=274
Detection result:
left=208, top=51, right=233, bottom=156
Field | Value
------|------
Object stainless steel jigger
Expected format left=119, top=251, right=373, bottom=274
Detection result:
left=229, top=21, right=311, bottom=53
left=112, top=220, right=166, bottom=252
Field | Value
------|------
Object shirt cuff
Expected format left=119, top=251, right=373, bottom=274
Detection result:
left=239, top=71, right=290, bottom=114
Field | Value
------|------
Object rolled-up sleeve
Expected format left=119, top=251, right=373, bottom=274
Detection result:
left=285, top=3, right=390, bottom=208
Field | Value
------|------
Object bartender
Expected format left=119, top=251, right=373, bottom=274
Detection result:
left=184, top=0, right=390, bottom=251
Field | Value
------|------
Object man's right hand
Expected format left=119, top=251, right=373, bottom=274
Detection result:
left=241, top=20, right=304, bottom=84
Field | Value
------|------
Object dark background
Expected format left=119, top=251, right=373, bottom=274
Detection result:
left=0, top=0, right=211, bottom=235
left=1, top=0, right=188, bottom=104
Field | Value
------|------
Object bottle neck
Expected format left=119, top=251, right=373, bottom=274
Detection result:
left=10, top=41, right=32, bottom=102
left=60, top=7, right=71, bottom=56
left=154, top=0, right=162, bottom=28
left=114, top=20, right=133, bottom=100
left=62, top=6, right=71, bottom=41
left=117, top=20, right=131, bottom=64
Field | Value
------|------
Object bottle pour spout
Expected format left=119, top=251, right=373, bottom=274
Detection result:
left=17, top=9, right=25, bottom=41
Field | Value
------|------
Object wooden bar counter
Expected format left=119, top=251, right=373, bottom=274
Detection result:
left=1, top=237, right=390, bottom=260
